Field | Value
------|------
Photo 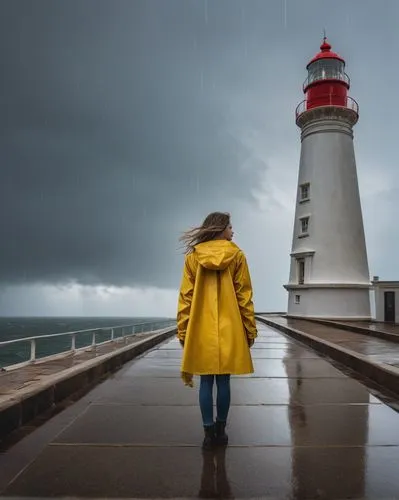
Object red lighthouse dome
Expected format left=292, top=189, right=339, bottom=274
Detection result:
left=296, top=38, right=358, bottom=119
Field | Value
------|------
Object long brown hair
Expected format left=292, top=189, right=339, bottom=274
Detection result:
left=179, top=212, right=231, bottom=254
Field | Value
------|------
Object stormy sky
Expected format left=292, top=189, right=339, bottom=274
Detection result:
left=0, top=0, right=398, bottom=316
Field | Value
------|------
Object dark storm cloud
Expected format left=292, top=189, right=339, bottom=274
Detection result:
left=0, top=0, right=272, bottom=288
left=2, top=0, right=399, bottom=292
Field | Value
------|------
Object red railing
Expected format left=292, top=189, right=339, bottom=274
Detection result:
left=295, top=95, right=359, bottom=120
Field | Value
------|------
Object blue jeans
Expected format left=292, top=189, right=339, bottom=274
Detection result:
left=199, top=374, right=231, bottom=427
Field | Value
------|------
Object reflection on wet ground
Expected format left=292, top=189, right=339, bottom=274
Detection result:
left=1, top=323, right=399, bottom=498
left=274, top=316, right=399, bottom=367
left=344, top=320, right=399, bottom=337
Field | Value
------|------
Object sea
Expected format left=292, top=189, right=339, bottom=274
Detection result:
left=0, top=316, right=173, bottom=368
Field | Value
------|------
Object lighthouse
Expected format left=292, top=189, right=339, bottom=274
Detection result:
left=284, top=38, right=371, bottom=320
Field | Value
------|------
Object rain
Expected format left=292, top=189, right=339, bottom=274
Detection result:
left=0, top=0, right=398, bottom=315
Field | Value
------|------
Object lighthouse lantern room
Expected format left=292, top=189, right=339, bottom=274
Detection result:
left=285, top=38, right=371, bottom=320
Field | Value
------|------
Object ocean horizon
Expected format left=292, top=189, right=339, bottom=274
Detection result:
left=0, top=316, right=173, bottom=341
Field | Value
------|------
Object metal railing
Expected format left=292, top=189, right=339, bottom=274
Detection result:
left=0, top=319, right=176, bottom=371
left=303, top=71, right=350, bottom=91
left=295, top=95, right=359, bottom=120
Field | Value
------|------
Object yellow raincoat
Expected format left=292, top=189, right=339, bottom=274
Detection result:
left=177, top=240, right=257, bottom=386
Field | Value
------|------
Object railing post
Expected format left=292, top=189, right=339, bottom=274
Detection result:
left=92, top=331, right=96, bottom=350
left=30, top=339, right=36, bottom=362
left=111, top=328, right=114, bottom=341
left=71, top=333, right=76, bottom=352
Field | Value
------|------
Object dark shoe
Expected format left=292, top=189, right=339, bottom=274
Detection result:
left=202, top=424, right=215, bottom=450
left=215, top=420, right=228, bottom=446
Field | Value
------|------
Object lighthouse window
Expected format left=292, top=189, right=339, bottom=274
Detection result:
left=295, top=295, right=301, bottom=304
left=300, top=183, right=310, bottom=201
left=306, top=59, right=347, bottom=87
left=297, top=259, right=305, bottom=285
left=299, top=216, right=309, bottom=235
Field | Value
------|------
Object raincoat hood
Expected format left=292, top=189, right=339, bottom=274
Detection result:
left=194, top=240, right=240, bottom=270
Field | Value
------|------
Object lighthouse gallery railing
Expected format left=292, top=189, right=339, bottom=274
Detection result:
left=295, top=95, right=359, bottom=120
left=303, top=71, right=350, bottom=91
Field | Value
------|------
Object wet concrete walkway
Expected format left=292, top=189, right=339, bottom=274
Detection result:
left=0, top=331, right=158, bottom=405
left=1, top=323, right=399, bottom=498
left=345, top=320, right=399, bottom=337
left=271, top=316, right=399, bottom=369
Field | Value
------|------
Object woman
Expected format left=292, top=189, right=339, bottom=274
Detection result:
left=177, top=212, right=257, bottom=450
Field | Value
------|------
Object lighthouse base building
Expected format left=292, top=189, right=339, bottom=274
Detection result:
left=284, top=39, right=371, bottom=320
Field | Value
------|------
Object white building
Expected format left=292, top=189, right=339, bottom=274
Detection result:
left=284, top=38, right=371, bottom=320
left=372, top=277, right=399, bottom=323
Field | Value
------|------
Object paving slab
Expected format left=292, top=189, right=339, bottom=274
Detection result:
left=1, top=322, right=399, bottom=499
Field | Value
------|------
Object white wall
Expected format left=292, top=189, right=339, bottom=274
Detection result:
left=286, top=107, right=371, bottom=319
left=369, top=289, right=376, bottom=319
left=288, top=287, right=371, bottom=319
left=289, top=114, right=370, bottom=285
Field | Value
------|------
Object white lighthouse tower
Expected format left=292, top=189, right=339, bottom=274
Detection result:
left=284, top=38, right=371, bottom=320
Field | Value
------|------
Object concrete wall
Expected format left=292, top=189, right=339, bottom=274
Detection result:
left=287, top=287, right=371, bottom=320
